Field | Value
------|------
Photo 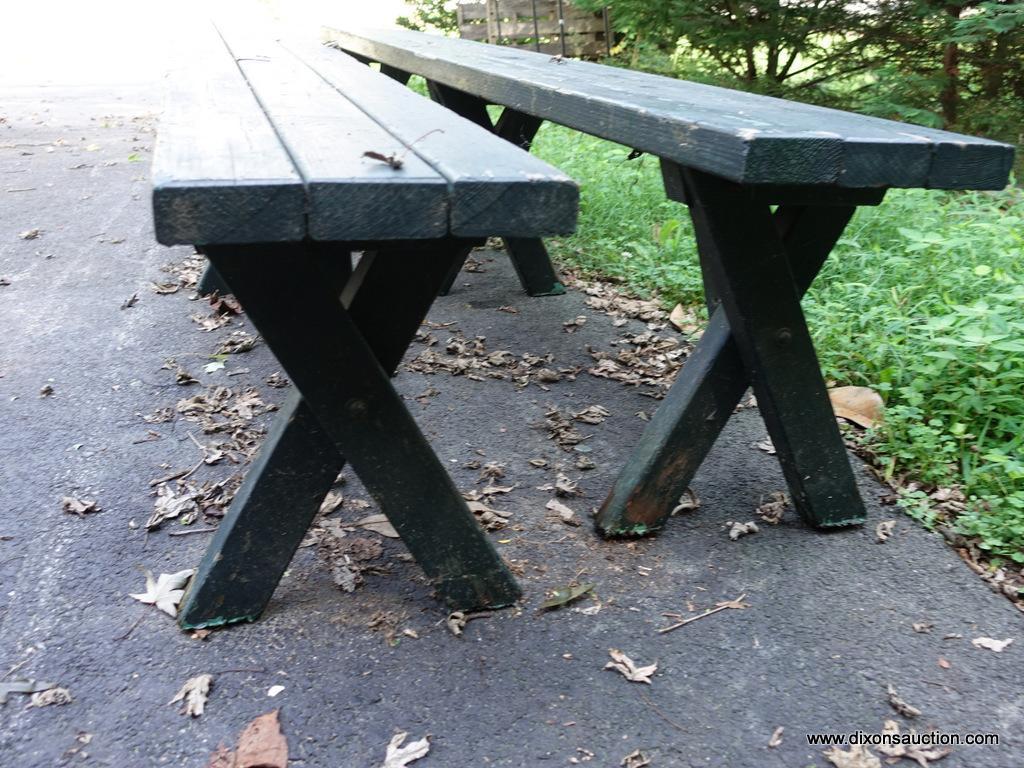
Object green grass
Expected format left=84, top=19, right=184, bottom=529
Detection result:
left=533, top=124, right=1024, bottom=564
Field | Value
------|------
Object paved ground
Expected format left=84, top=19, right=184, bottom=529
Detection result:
left=1, top=84, right=1023, bottom=768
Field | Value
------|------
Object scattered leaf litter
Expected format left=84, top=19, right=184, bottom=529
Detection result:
left=604, top=649, right=657, bottom=684
left=381, top=732, right=430, bottom=768
left=971, top=637, right=1013, bottom=652
left=170, top=674, right=212, bottom=717
left=727, top=521, right=759, bottom=540
left=129, top=569, right=194, bottom=617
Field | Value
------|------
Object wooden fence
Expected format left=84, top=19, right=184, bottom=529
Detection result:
left=456, top=0, right=611, bottom=59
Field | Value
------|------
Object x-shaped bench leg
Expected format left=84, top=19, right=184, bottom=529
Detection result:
left=179, top=240, right=521, bottom=629
left=597, top=166, right=882, bottom=536
left=425, top=81, right=566, bottom=297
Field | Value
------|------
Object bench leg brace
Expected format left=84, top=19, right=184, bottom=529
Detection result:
left=426, top=82, right=565, bottom=297
left=179, top=240, right=521, bottom=629
left=597, top=166, right=874, bottom=536
left=196, top=250, right=352, bottom=297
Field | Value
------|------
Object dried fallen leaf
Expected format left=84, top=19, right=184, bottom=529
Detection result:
left=563, top=314, right=588, bottom=333
left=446, top=612, right=467, bottom=636
left=148, top=484, right=200, bottom=530
left=824, top=744, right=882, bottom=768
left=218, top=331, right=259, bottom=355
left=669, top=303, right=702, bottom=336
left=541, top=582, right=594, bottom=611
left=876, top=719, right=952, bottom=766
left=39, top=383, right=54, bottom=397
left=61, top=496, right=100, bottom=517
left=539, top=472, right=581, bottom=497
left=621, top=749, right=651, bottom=768
left=756, top=491, right=787, bottom=524
left=0, top=679, right=57, bottom=705
left=829, top=385, right=884, bottom=429
left=382, top=732, right=430, bottom=768
left=233, top=710, right=288, bottom=768
left=727, top=520, right=759, bottom=540
left=191, top=312, right=231, bottom=332
left=912, top=622, right=934, bottom=634
left=129, top=568, right=194, bottom=617
left=572, top=404, right=610, bottom=424
left=170, top=674, right=212, bottom=717
left=354, top=514, right=399, bottom=538
left=18, top=228, right=41, bottom=240
left=319, top=490, right=344, bottom=516
left=576, top=455, right=596, bottom=470
left=478, top=461, right=506, bottom=481
left=755, top=437, right=776, bottom=455
left=876, top=520, right=896, bottom=543
left=972, top=637, right=1013, bottom=652
left=768, top=726, right=784, bottom=748
left=27, top=687, right=72, bottom=708
left=671, top=488, right=700, bottom=515
left=545, top=498, right=580, bottom=526
left=466, top=501, right=511, bottom=531
left=206, top=746, right=234, bottom=768
left=886, top=683, right=921, bottom=718
left=266, top=371, right=289, bottom=388
left=937, top=657, right=951, bottom=669
left=605, top=649, right=657, bottom=684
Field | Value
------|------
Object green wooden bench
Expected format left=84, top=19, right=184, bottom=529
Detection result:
left=324, top=25, right=1015, bottom=538
left=151, top=23, right=578, bottom=629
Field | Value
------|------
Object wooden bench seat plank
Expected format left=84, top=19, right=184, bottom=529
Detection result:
left=288, top=41, right=578, bottom=237
left=152, top=24, right=305, bottom=246
left=217, top=30, right=451, bottom=240
left=324, top=27, right=1014, bottom=190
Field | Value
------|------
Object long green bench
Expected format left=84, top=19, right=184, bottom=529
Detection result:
left=151, top=22, right=578, bottom=629
left=324, top=24, right=1015, bottom=538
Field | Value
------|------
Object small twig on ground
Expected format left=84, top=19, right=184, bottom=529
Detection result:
left=113, top=612, right=145, bottom=641
left=2, top=659, right=29, bottom=680
left=210, top=667, right=268, bottom=675
left=168, top=527, right=218, bottom=537
left=515, top=535, right=574, bottom=546
left=657, top=594, right=749, bottom=634
left=636, top=690, right=686, bottom=733
left=148, top=459, right=203, bottom=488
left=922, top=679, right=962, bottom=694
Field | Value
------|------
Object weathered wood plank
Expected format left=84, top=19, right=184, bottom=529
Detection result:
left=324, top=26, right=1015, bottom=189
left=291, top=40, right=579, bottom=236
left=217, top=27, right=451, bottom=240
left=151, top=24, right=305, bottom=245
left=420, top=87, right=565, bottom=296
left=459, top=0, right=603, bottom=22
left=460, top=17, right=605, bottom=39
